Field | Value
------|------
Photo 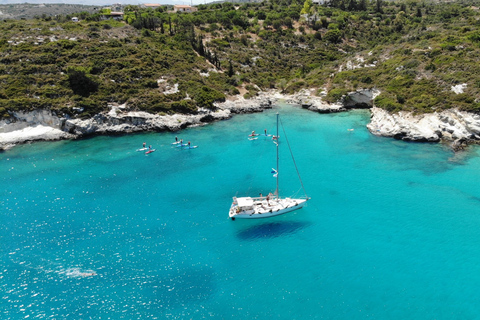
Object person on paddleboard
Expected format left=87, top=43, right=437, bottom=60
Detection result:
left=188, top=141, right=191, bottom=147
left=143, top=142, right=146, bottom=148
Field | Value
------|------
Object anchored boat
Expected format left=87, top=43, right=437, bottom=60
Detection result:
left=229, top=113, right=309, bottom=220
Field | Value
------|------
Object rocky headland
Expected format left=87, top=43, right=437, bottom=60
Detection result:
left=367, top=107, right=480, bottom=151
left=1, top=88, right=480, bottom=151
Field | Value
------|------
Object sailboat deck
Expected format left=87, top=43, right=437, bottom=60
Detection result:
left=229, top=196, right=307, bottom=219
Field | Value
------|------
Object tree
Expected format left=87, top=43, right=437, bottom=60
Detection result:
left=358, top=0, right=367, bottom=11
left=376, top=0, right=383, bottom=13
left=416, top=7, right=422, bottom=18
left=273, top=19, right=282, bottom=30
left=324, top=29, right=342, bottom=43
left=300, top=0, right=313, bottom=15
left=348, top=0, right=358, bottom=11
left=228, top=60, right=234, bottom=77
left=197, top=36, right=205, bottom=56
left=284, top=17, right=293, bottom=29
left=66, top=66, right=98, bottom=97
left=277, top=78, right=287, bottom=92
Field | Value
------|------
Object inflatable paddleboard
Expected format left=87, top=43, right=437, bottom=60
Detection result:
left=145, top=149, right=156, bottom=154
left=176, top=144, right=188, bottom=147
left=184, top=146, right=198, bottom=149
left=171, top=141, right=181, bottom=145
left=136, top=147, right=148, bottom=152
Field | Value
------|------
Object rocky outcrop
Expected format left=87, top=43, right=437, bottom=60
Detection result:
left=0, top=96, right=273, bottom=150
left=63, top=107, right=238, bottom=136
left=367, top=107, right=480, bottom=149
left=276, top=89, right=345, bottom=113
left=343, top=89, right=381, bottom=108
left=277, top=88, right=380, bottom=113
left=214, top=92, right=274, bottom=113
left=0, top=110, right=74, bottom=150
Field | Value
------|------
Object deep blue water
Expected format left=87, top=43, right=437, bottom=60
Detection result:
left=2, top=104, right=480, bottom=319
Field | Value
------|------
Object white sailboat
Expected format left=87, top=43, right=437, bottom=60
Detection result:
left=229, top=113, right=309, bottom=220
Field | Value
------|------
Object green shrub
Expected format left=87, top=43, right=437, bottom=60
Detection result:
left=171, top=100, right=197, bottom=114
left=66, top=66, right=98, bottom=97
left=324, top=29, right=342, bottom=43
left=193, top=86, right=225, bottom=110
left=326, top=88, right=348, bottom=103
left=374, top=94, right=403, bottom=113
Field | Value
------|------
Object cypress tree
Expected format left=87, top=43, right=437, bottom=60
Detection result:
left=228, top=60, right=234, bottom=77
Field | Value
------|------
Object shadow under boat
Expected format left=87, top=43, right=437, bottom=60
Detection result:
left=236, top=220, right=310, bottom=240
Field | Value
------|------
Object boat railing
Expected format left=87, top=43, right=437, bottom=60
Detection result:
left=251, top=195, right=278, bottom=202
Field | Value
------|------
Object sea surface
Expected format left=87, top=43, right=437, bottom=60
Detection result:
left=2, top=104, right=480, bottom=319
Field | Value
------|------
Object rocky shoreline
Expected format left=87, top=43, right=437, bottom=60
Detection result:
left=0, top=92, right=275, bottom=151
left=1, top=89, right=480, bottom=151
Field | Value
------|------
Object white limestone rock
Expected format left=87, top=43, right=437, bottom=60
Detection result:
left=3, top=88, right=480, bottom=152
left=277, top=89, right=344, bottom=113
left=451, top=83, right=467, bottom=94
left=0, top=110, right=73, bottom=150
left=64, top=108, right=233, bottom=136
left=367, top=107, right=480, bottom=144
left=1, top=106, right=235, bottom=150
left=0, top=125, right=72, bottom=150
left=343, top=89, right=381, bottom=108
left=214, top=92, right=273, bottom=113
left=280, top=88, right=380, bottom=113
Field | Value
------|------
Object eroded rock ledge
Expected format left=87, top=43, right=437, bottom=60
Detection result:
left=367, top=107, right=480, bottom=151
left=0, top=94, right=274, bottom=150
left=1, top=89, right=480, bottom=151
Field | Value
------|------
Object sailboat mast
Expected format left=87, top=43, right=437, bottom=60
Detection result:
left=275, top=113, right=279, bottom=196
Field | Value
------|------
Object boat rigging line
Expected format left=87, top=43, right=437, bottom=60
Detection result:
left=279, top=115, right=309, bottom=200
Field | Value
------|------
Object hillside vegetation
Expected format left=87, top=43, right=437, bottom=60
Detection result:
left=0, top=0, right=479, bottom=120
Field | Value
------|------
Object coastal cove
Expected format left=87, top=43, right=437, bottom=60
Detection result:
left=2, top=104, right=480, bottom=319
left=2, top=90, right=480, bottom=152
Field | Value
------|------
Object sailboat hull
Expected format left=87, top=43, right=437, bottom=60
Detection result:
left=229, top=197, right=307, bottom=220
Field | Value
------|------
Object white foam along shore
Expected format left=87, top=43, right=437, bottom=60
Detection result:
left=1, top=89, right=480, bottom=151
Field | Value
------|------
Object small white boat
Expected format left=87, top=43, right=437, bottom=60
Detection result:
left=229, top=113, right=309, bottom=220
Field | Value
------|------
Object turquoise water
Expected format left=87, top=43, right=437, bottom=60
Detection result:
left=2, top=104, right=480, bottom=319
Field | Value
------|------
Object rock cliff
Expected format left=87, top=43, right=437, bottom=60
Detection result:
left=367, top=107, right=480, bottom=150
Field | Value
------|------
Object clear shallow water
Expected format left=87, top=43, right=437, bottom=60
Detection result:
left=2, top=104, right=480, bottom=319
